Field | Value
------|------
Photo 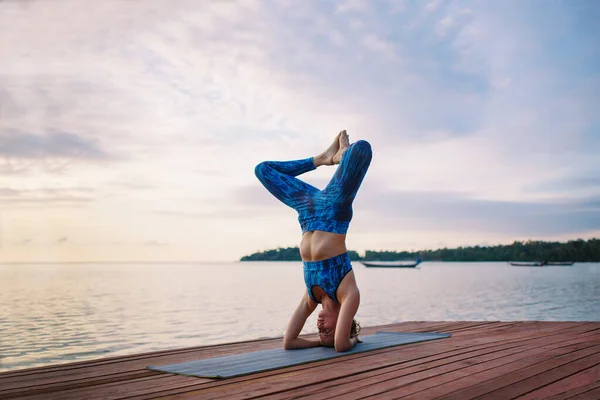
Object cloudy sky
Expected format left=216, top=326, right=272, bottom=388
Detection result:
left=1, top=0, right=598, bottom=262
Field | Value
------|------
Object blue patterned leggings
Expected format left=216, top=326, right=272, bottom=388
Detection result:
left=254, top=140, right=372, bottom=234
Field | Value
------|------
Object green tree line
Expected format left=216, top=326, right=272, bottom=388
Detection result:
left=240, top=238, right=600, bottom=262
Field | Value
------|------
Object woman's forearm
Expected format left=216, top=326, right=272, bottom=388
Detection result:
left=283, top=337, right=322, bottom=350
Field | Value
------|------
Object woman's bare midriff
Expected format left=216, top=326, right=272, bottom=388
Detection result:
left=300, top=230, right=347, bottom=261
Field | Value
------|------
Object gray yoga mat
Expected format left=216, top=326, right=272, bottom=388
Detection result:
left=147, top=331, right=451, bottom=378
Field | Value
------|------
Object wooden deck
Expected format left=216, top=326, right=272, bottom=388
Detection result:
left=1, top=321, right=599, bottom=399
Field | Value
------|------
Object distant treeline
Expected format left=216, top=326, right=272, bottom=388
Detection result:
left=241, top=247, right=362, bottom=261
left=240, top=238, right=600, bottom=262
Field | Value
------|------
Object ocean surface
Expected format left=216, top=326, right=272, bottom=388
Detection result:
left=1, top=261, right=599, bottom=372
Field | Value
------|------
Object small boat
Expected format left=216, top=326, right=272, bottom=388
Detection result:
left=361, top=259, right=422, bottom=268
left=509, top=261, right=547, bottom=267
left=545, top=261, right=575, bottom=266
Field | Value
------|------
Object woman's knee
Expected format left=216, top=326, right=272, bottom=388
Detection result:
left=254, top=161, right=271, bottom=179
left=352, top=140, right=372, bottom=160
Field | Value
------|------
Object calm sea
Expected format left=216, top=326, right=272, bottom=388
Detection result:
left=1, top=261, right=598, bottom=372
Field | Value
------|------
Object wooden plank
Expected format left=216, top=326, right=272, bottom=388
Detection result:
left=0, top=336, right=305, bottom=390
left=260, top=324, right=600, bottom=398
left=146, top=324, right=596, bottom=400
left=13, top=374, right=202, bottom=400
left=0, top=321, right=581, bottom=383
left=0, top=341, right=275, bottom=389
left=546, top=381, right=600, bottom=400
left=513, top=364, right=600, bottom=400
left=260, top=340, right=577, bottom=399
left=429, top=321, right=503, bottom=334
left=432, top=345, right=600, bottom=400
left=0, top=336, right=284, bottom=377
left=1, top=322, right=598, bottom=400
left=0, top=371, right=161, bottom=400
left=259, top=327, right=600, bottom=400
left=45, top=322, right=600, bottom=400
left=374, top=321, right=490, bottom=334
left=481, top=355, right=600, bottom=399
left=392, top=330, right=600, bottom=400
left=562, top=386, right=600, bottom=400
left=0, top=321, right=538, bottom=383
left=274, top=336, right=600, bottom=400
left=259, top=326, right=600, bottom=400
left=389, top=345, right=599, bottom=400
left=147, top=339, right=465, bottom=400
left=11, top=374, right=175, bottom=400
left=0, top=362, right=208, bottom=396
left=445, top=321, right=524, bottom=336
left=382, top=330, right=600, bottom=400
left=147, top=324, right=599, bottom=399
left=0, top=321, right=454, bottom=395
left=0, top=321, right=446, bottom=383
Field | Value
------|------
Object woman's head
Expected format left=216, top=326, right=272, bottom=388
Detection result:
left=317, top=309, right=361, bottom=347
left=316, top=309, right=337, bottom=347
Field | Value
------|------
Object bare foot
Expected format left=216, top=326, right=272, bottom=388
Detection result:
left=332, top=130, right=350, bottom=164
left=314, top=131, right=343, bottom=167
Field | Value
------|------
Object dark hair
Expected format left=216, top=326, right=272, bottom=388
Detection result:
left=350, top=319, right=361, bottom=337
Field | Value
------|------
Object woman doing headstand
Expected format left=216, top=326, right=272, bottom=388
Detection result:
left=255, top=130, right=372, bottom=352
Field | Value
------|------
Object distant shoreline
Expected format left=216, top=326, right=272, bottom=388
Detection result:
left=240, top=238, right=600, bottom=262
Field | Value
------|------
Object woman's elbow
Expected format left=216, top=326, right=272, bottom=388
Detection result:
left=283, top=337, right=296, bottom=350
left=254, top=161, right=270, bottom=180
left=335, top=342, right=351, bottom=353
